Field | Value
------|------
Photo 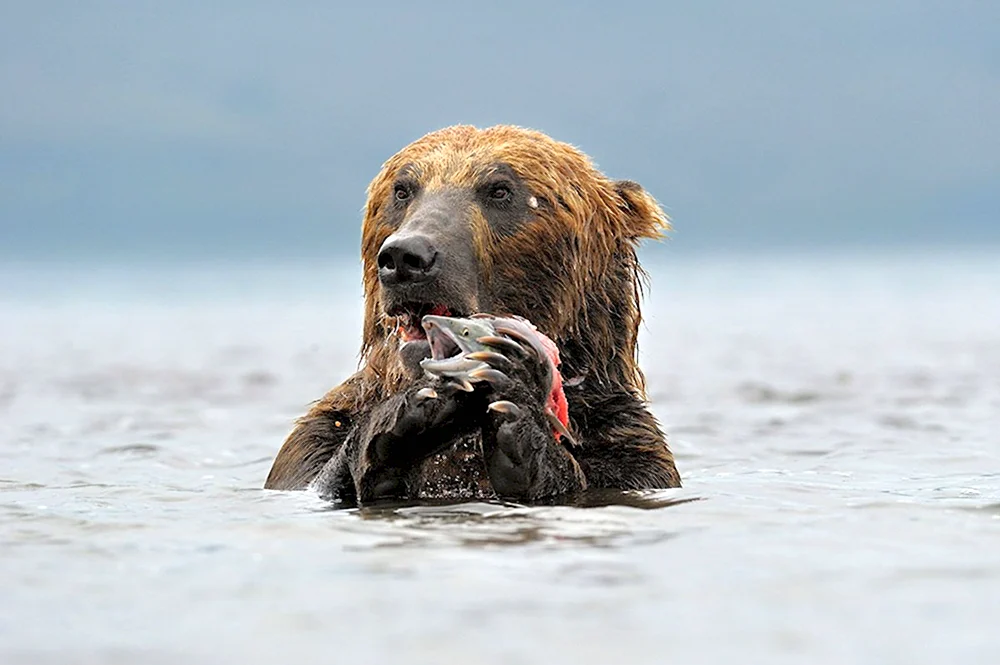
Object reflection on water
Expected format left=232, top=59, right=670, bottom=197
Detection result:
left=347, top=488, right=701, bottom=514
left=2, top=254, right=1000, bottom=664
left=331, top=492, right=701, bottom=551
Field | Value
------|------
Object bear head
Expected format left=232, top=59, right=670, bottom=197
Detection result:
left=358, top=125, right=668, bottom=399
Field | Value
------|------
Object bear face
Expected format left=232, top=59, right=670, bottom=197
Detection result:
left=359, top=125, right=669, bottom=398
left=264, top=125, right=680, bottom=499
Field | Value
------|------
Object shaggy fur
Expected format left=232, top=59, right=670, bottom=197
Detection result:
left=264, top=125, right=680, bottom=502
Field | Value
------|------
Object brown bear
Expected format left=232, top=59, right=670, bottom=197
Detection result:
left=264, top=125, right=680, bottom=503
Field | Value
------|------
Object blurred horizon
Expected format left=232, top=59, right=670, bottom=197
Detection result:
left=2, top=1, right=998, bottom=263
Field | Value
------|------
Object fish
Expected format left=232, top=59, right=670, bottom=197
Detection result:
left=418, top=315, right=501, bottom=385
left=419, top=314, right=577, bottom=446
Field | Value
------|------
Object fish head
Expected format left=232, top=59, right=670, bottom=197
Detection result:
left=421, top=314, right=499, bottom=360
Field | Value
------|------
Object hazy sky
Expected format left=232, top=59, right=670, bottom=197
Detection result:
left=1, top=1, right=997, bottom=260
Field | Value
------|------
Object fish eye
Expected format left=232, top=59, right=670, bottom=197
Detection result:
left=461, top=328, right=469, bottom=336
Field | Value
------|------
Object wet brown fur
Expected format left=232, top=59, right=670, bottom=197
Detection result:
left=265, top=125, right=678, bottom=493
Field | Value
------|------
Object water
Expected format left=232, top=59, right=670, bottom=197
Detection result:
left=2, top=251, right=998, bottom=664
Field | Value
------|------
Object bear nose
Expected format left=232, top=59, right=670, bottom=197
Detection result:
left=377, top=235, right=439, bottom=285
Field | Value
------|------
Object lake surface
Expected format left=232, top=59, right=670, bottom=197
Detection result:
left=2, top=251, right=999, bottom=664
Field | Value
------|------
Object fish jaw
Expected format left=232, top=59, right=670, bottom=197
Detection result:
left=419, top=356, right=488, bottom=376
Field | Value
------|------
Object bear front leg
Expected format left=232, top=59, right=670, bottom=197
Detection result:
left=312, top=380, right=484, bottom=503
left=481, top=391, right=587, bottom=500
left=459, top=333, right=586, bottom=500
left=571, top=391, right=681, bottom=490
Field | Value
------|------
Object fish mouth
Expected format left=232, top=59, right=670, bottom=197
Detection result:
left=420, top=316, right=465, bottom=360
left=388, top=302, right=464, bottom=343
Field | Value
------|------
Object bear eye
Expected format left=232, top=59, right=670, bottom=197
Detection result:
left=394, top=184, right=411, bottom=202
left=489, top=185, right=511, bottom=202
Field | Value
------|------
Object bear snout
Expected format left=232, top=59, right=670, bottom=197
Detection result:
left=377, top=234, right=440, bottom=286
left=376, top=189, right=482, bottom=316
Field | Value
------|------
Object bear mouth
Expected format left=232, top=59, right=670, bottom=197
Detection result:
left=389, top=302, right=462, bottom=342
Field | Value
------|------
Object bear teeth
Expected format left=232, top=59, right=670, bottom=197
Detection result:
left=392, top=304, right=458, bottom=343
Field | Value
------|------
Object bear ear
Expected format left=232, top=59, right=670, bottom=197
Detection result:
left=614, top=180, right=670, bottom=240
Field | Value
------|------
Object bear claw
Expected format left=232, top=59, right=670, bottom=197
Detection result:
left=491, top=325, right=540, bottom=359
left=476, top=336, right=527, bottom=358
left=464, top=350, right=511, bottom=368
left=452, top=378, right=475, bottom=393
left=487, top=400, right=522, bottom=418
left=547, top=412, right=579, bottom=447
left=415, top=387, right=439, bottom=401
left=467, top=367, right=510, bottom=387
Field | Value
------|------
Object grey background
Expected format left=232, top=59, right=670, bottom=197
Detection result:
left=2, top=1, right=997, bottom=261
